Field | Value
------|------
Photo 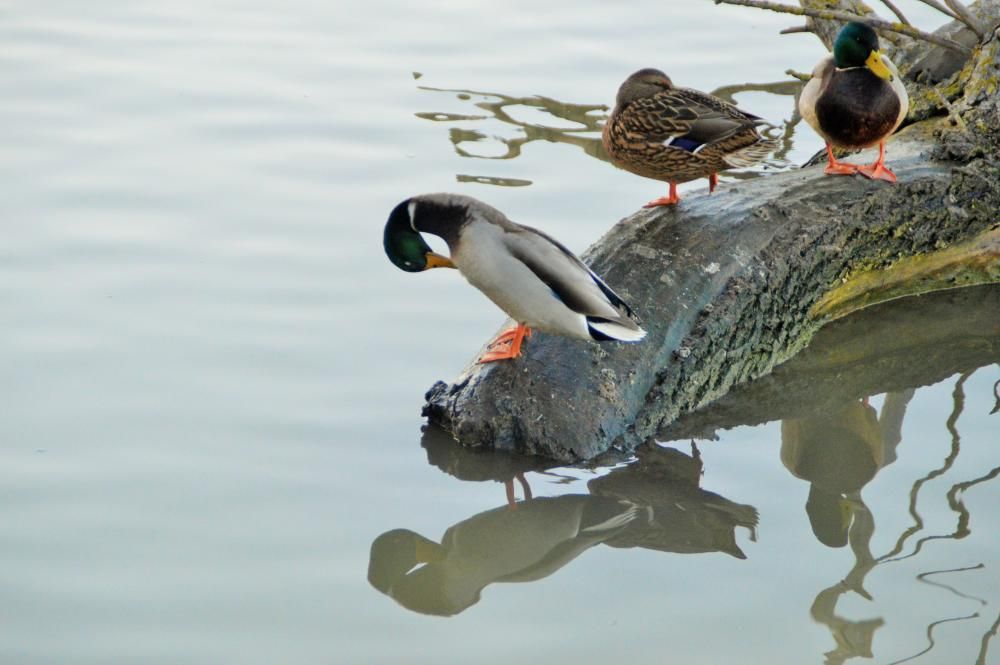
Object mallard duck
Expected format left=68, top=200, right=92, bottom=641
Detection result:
left=367, top=496, right=641, bottom=616
left=781, top=400, right=883, bottom=547
left=799, top=21, right=909, bottom=182
left=602, top=68, right=777, bottom=207
left=383, top=193, right=646, bottom=362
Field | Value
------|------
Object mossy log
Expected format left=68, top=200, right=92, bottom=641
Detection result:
left=659, top=283, right=1000, bottom=443
left=423, top=15, right=1000, bottom=463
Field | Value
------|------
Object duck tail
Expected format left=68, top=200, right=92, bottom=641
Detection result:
left=722, top=136, right=778, bottom=168
left=587, top=316, right=647, bottom=343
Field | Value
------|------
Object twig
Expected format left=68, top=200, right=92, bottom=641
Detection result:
left=713, top=0, right=974, bottom=53
left=914, top=0, right=986, bottom=42
left=780, top=24, right=813, bottom=34
left=785, top=68, right=812, bottom=81
left=913, top=0, right=961, bottom=22
left=879, top=0, right=911, bottom=25
left=944, top=0, right=986, bottom=40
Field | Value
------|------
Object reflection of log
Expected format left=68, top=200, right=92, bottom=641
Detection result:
left=588, top=443, right=758, bottom=559
left=424, top=10, right=1000, bottom=463
left=661, top=284, right=1000, bottom=441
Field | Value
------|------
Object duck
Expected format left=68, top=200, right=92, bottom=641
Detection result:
left=780, top=399, right=884, bottom=548
left=383, top=193, right=646, bottom=362
left=367, top=495, right=642, bottom=616
left=798, top=21, right=909, bottom=182
left=602, top=68, right=777, bottom=207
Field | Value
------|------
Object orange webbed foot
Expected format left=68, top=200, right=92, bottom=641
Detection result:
left=824, top=162, right=860, bottom=176
left=642, top=182, right=680, bottom=207
left=477, top=323, right=531, bottom=364
left=823, top=143, right=859, bottom=177
left=856, top=141, right=896, bottom=183
left=857, top=162, right=897, bottom=183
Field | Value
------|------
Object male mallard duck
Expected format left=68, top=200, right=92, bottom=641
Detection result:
left=799, top=21, right=909, bottom=182
left=367, top=496, right=641, bottom=616
left=780, top=400, right=884, bottom=547
left=602, top=68, right=776, bottom=207
left=383, top=194, right=646, bottom=362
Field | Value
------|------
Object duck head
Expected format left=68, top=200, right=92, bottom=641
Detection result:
left=834, top=22, right=893, bottom=81
left=614, top=68, right=674, bottom=108
left=383, top=197, right=457, bottom=272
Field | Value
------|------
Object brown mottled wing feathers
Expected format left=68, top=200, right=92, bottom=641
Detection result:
left=604, top=86, right=773, bottom=184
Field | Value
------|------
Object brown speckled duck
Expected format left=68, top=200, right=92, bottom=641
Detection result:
left=603, top=68, right=777, bottom=207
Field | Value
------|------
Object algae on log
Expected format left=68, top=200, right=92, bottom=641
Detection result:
left=423, top=20, right=1000, bottom=463
left=659, top=283, right=1000, bottom=443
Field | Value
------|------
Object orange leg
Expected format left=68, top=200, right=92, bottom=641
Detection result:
left=824, top=143, right=859, bottom=176
left=504, top=472, right=533, bottom=510
left=505, top=478, right=518, bottom=509
left=478, top=323, right=531, bottom=363
left=708, top=173, right=719, bottom=193
left=643, top=181, right=680, bottom=207
left=516, top=472, right=532, bottom=501
left=856, top=142, right=897, bottom=183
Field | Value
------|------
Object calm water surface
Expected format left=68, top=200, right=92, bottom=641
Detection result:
left=3, top=1, right=997, bottom=663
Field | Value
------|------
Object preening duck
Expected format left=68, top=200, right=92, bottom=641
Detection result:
left=367, top=496, right=642, bottom=616
left=383, top=194, right=646, bottom=362
left=798, top=21, right=909, bottom=182
left=602, top=68, right=777, bottom=207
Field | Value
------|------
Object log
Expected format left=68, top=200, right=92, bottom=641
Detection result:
left=423, top=10, right=1000, bottom=463
left=658, top=283, right=1000, bottom=442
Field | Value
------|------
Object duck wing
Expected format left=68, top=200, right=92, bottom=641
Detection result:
left=622, top=88, right=768, bottom=152
left=502, top=225, right=645, bottom=341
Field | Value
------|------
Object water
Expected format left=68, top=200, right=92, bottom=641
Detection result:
left=3, top=1, right=995, bottom=663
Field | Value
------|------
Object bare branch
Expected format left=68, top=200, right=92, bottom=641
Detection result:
left=944, top=0, right=986, bottom=40
left=785, top=68, right=812, bottom=81
left=712, top=0, right=974, bottom=53
left=912, top=0, right=961, bottom=22
left=879, top=0, right=911, bottom=25
left=780, top=24, right=813, bottom=34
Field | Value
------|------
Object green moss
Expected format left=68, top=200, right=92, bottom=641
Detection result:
left=811, top=229, right=1000, bottom=321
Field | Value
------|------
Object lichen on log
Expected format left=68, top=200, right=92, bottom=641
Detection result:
left=422, top=7, right=1000, bottom=463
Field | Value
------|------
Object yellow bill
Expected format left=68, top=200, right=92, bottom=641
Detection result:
left=424, top=251, right=456, bottom=269
left=866, top=50, right=893, bottom=81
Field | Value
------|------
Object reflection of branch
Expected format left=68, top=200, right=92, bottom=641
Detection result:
left=810, top=497, right=883, bottom=665
left=886, top=612, right=981, bottom=665
left=879, top=372, right=971, bottom=563
left=709, top=80, right=801, bottom=104
left=417, top=81, right=796, bottom=183
left=884, top=375, right=1000, bottom=562
left=712, top=0, right=974, bottom=53
left=917, top=564, right=987, bottom=605
left=976, top=610, right=1000, bottom=665
left=418, top=84, right=607, bottom=163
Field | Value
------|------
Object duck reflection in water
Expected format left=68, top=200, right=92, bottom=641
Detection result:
left=368, top=495, right=642, bottom=617
left=369, top=436, right=757, bottom=616
left=420, top=424, right=551, bottom=509
left=780, top=391, right=913, bottom=664
left=780, top=391, right=913, bottom=548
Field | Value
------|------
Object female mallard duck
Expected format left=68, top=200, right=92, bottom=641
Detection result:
left=799, top=21, right=909, bottom=182
left=602, top=68, right=777, bottom=207
left=383, top=193, right=646, bottom=362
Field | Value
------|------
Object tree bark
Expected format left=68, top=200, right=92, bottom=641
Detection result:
left=423, top=9, right=1000, bottom=463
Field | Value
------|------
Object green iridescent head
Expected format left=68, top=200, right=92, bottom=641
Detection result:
left=833, top=22, right=893, bottom=80
left=383, top=199, right=455, bottom=273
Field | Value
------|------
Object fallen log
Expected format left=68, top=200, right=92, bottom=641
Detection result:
left=423, top=8, right=1000, bottom=463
